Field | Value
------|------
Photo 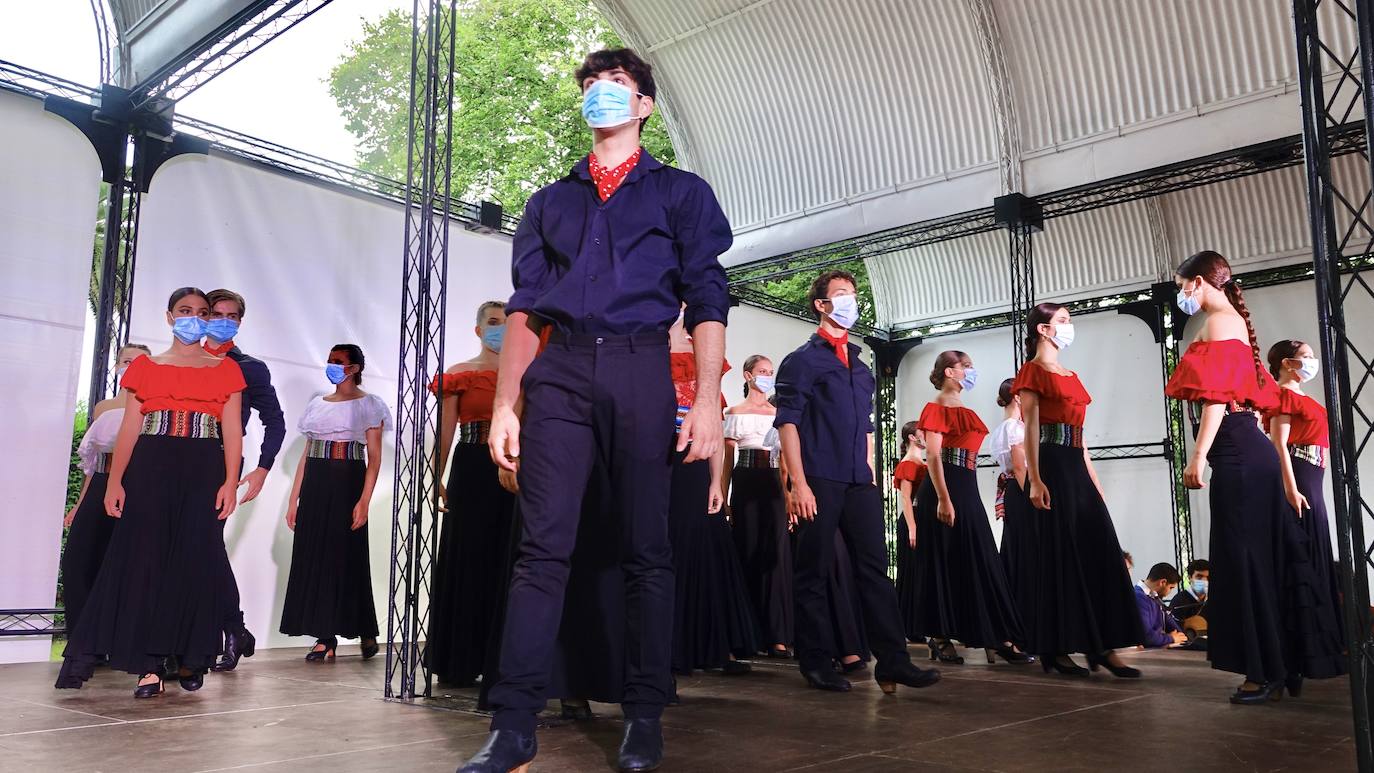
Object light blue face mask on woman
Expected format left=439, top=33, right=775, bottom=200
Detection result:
left=326, top=364, right=348, bottom=385
left=1176, top=283, right=1202, bottom=316
left=482, top=325, right=506, bottom=353
left=172, top=316, right=207, bottom=344
left=959, top=366, right=979, bottom=392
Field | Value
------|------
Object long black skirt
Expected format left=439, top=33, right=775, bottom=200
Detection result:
left=279, top=457, right=378, bottom=640
left=1025, top=443, right=1142, bottom=656
left=429, top=443, right=516, bottom=686
left=1206, top=413, right=1293, bottom=683
left=795, top=520, right=870, bottom=659
left=731, top=466, right=793, bottom=647
left=61, top=471, right=115, bottom=635
left=999, top=475, right=1040, bottom=648
left=669, top=452, right=760, bottom=672
left=57, top=435, right=234, bottom=684
left=907, top=464, right=1024, bottom=649
left=1287, top=456, right=1347, bottom=679
left=895, top=506, right=921, bottom=643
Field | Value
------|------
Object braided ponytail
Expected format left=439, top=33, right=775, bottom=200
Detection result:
left=1222, top=282, right=1265, bottom=388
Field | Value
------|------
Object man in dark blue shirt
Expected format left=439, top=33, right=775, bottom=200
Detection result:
left=459, top=49, right=731, bottom=773
left=775, top=270, right=941, bottom=695
left=203, top=289, right=285, bottom=672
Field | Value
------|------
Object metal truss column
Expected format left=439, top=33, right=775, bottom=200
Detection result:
left=1293, top=0, right=1374, bottom=768
left=865, top=337, right=922, bottom=573
left=994, top=193, right=1043, bottom=368
left=387, top=0, right=457, bottom=702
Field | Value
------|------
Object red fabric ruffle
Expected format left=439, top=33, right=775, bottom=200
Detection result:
left=1266, top=389, right=1330, bottom=447
left=892, top=459, right=928, bottom=491
left=1166, top=340, right=1279, bottom=410
left=429, top=368, right=497, bottom=423
left=121, top=354, right=246, bottom=418
left=670, top=352, right=730, bottom=409
left=917, top=402, right=988, bottom=452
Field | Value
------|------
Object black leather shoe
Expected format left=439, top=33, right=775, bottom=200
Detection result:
left=721, top=659, right=752, bottom=675
left=361, top=638, right=380, bottom=660
left=305, top=637, right=338, bottom=662
left=874, top=661, right=941, bottom=694
left=802, top=668, right=852, bottom=691
left=455, top=729, right=536, bottom=773
left=134, top=675, right=164, bottom=699
left=840, top=658, right=868, bottom=674
left=1086, top=651, right=1141, bottom=679
left=1230, top=681, right=1284, bottom=705
left=212, top=627, right=257, bottom=672
left=617, top=718, right=663, bottom=773
left=1285, top=674, right=1304, bottom=698
left=178, top=670, right=204, bottom=692
left=766, top=647, right=794, bottom=659
left=560, top=699, right=594, bottom=721
left=1042, top=654, right=1089, bottom=677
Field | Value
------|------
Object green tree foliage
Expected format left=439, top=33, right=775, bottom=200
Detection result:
left=330, top=0, right=675, bottom=214
left=755, top=260, right=877, bottom=328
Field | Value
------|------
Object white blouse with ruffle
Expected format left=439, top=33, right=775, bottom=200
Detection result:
left=297, top=394, right=393, bottom=442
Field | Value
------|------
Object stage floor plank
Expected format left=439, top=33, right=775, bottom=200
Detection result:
left=0, top=644, right=1355, bottom=772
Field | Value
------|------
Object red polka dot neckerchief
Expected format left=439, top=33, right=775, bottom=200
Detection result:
left=588, top=147, right=643, bottom=202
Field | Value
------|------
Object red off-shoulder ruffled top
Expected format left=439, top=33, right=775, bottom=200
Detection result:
left=917, top=403, right=988, bottom=452
left=428, top=369, right=497, bottom=422
left=1165, top=339, right=1279, bottom=410
left=1011, top=362, right=1093, bottom=426
left=120, top=354, right=246, bottom=418
left=893, top=458, right=928, bottom=492
left=670, top=352, right=730, bottom=409
left=1265, top=388, right=1329, bottom=447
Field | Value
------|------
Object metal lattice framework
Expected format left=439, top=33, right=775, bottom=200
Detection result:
left=386, top=0, right=457, bottom=703
left=1006, top=222, right=1035, bottom=368
left=0, top=610, right=64, bottom=638
left=129, top=0, right=338, bottom=108
left=1294, top=0, right=1374, bottom=768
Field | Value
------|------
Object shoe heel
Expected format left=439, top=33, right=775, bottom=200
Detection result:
left=878, top=681, right=896, bottom=695
left=985, top=648, right=995, bottom=664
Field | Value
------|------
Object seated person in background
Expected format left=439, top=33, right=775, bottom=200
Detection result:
left=1135, top=562, right=1187, bottom=649
left=1170, top=559, right=1210, bottom=649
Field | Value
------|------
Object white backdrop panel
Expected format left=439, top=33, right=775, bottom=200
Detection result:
left=897, top=312, right=1175, bottom=581
left=720, top=305, right=869, bottom=406
left=132, top=152, right=513, bottom=650
left=0, top=90, right=103, bottom=663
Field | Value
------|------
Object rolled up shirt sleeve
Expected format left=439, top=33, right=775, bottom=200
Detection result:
left=773, top=351, right=811, bottom=429
left=507, top=189, right=552, bottom=316
left=673, top=177, right=733, bottom=331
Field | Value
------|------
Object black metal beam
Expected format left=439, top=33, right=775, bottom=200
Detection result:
left=1294, top=0, right=1374, bottom=767
left=0, top=609, right=64, bottom=637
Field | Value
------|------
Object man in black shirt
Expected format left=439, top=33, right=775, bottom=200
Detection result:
left=204, top=289, right=286, bottom=671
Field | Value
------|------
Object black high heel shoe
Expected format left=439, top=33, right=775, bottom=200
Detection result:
left=560, top=699, right=594, bottom=721
left=134, top=674, right=164, bottom=699
left=360, top=638, right=379, bottom=660
left=1086, top=651, right=1141, bottom=679
left=1041, top=654, right=1089, bottom=677
left=986, top=645, right=1035, bottom=665
left=305, top=637, right=337, bottom=662
left=928, top=638, right=964, bottom=664
left=1285, top=674, right=1304, bottom=698
left=840, top=658, right=868, bottom=674
left=1231, top=680, right=1284, bottom=705
left=721, top=658, right=752, bottom=675
left=766, top=646, right=794, bottom=659
left=873, top=661, right=941, bottom=694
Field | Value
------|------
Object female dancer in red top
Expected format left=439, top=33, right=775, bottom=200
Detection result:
left=911, top=351, right=1029, bottom=665
left=56, top=287, right=246, bottom=697
left=1265, top=339, right=1346, bottom=688
left=993, top=378, right=1039, bottom=652
left=893, top=420, right=927, bottom=641
left=1164, top=251, right=1289, bottom=703
left=428, top=301, right=512, bottom=686
left=1017, top=303, right=1143, bottom=678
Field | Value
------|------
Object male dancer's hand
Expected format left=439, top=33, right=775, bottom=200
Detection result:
left=789, top=483, right=818, bottom=522
left=238, top=467, right=269, bottom=504
left=679, top=406, right=723, bottom=463
left=489, top=404, right=521, bottom=472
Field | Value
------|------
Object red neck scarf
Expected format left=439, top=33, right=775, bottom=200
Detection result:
left=204, top=340, right=235, bottom=356
left=588, top=147, right=642, bottom=201
left=817, top=327, right=850, bottom=368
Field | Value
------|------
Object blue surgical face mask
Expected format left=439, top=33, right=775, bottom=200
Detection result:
left=1191, top=578, right=1208, bottom=596
left=828, top=294, right=859, bottom=329
left=582, top=80, right=642, bottom=129
left=1176, top=283, right=1202, bottom=316
left=206, top=318, right=239, bottom=344
left=482, top=324, right=505, bottom=353
left=959, top=366, right=978, bottom=392
left=326, top=363, right=349, bottom=385
left=172, top=315, right=207, bottom=345
left=753, top=375, right=776, bottom=395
